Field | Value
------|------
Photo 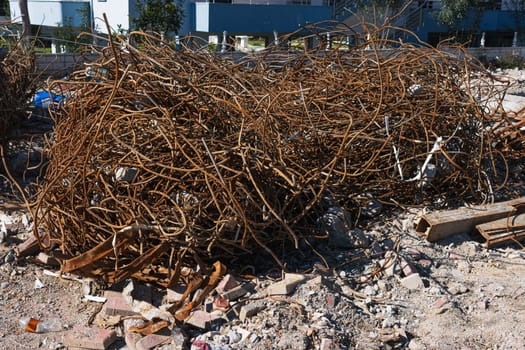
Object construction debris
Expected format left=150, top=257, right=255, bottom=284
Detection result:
left=476, top=213, right=525, bottom=247
left=415, top=197, right=525, bottom=241
left=416, top=196, right=525, bottom=246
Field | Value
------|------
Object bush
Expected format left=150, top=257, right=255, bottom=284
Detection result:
left=491, top=54, right=525, bottom=70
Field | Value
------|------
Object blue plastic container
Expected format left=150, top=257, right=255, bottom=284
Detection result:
left=34, top=91, right=62, bottom=109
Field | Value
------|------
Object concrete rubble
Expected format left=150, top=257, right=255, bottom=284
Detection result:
left=2, top=197, right=525, bottom=348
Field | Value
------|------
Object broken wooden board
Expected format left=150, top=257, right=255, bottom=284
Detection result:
left=415, top=197, right=525, bottom=242
left=476, top=213, right=525, bottom=247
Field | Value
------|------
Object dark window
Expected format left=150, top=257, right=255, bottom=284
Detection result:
left=478, top=1, right=502, bottom=10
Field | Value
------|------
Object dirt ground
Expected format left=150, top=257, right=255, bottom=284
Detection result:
left=2, top=205, right=525, bottom=350
left=1, top=70, right=525, bottom=350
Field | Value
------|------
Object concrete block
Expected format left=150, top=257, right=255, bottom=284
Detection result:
left=400, top=273, right=424, bottom=290
left=239, top=302, right=264, bottom=322
left=136, top=334, right=171, bottom=350
left=64, top=326, right=117, bottom=350
left=267, top=273, right=306, bottom=295
left=34, top=252, right=60, bottom=266
left=223, top=302, right=242, bottom=322
left=306, top=275, right=323, bottom=287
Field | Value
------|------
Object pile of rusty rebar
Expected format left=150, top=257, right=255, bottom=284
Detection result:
left=0, top=43, right=37, bottom=138
left=33, top=25, right=508, bottom=287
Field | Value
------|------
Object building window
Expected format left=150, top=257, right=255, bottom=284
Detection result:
left=420, top=1, right=433, bottom=9
left=479, top=1, right=501, bottom=10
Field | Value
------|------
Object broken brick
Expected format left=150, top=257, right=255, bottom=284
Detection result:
left=34, top=252, right=60, bottom=266
left=213, top=295, right=230, bottom=310
left=433, top=298, right=448, bottom=309
left=185, top=310, right=224, bottom=330
left=64, top=326, right=117, bottom=350
left=15, top=234, right=42, bottom=257
left=399, top=257, right=417, bottom=277
left=103, top=290, right=136, bottom=317
left=215, top=274, right=241, bottom=294
left=449, top=252, right=463, bottom=260
left=124, top=330, right=142, bottom=350
left=418, top=259, right=433, bottom=269
left=166, top=284, right=186, bottom=303
left=136, top=334, right=171, bottom=350
left=325, top=293, right=338, bottom=308
left=220, top=285, right=248, bottom=301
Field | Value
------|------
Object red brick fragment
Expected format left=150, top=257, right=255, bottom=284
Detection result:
left=64, top=326, right=117, bottom=350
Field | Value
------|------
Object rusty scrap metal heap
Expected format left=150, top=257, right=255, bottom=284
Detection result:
left=33, top=27, right=506, bottom=288
left=0, top=44, right=36, bottom=138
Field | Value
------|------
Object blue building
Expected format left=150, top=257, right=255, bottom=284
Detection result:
left=9, top=0, right=525, bottom=50
left=406, top=1, right=525, bottom=47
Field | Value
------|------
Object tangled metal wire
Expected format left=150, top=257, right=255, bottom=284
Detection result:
left=0, top=43, right=37, bottom=138
left=33, top=23, right=507, bottom=288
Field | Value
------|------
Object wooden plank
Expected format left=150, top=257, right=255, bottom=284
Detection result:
left=476, top=213, right=525, bottom=247
left=415, top=197, right=525, bottom=242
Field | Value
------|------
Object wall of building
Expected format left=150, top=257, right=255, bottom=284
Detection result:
left=192, top=3, right=332, bottom=35
left=409, top=8, right=523, bottom=46
left=9, top=0, right=88, bottom=27
left=92, top=0, right=132, bottom=34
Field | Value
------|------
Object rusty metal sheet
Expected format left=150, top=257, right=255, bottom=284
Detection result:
left=476, top=213, right=525, bottom=247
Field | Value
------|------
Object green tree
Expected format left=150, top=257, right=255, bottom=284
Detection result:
left=506, top=0, right=525, bottom=31
left=351, top=0, right=411, bottom=25
left=436, top=0, right=476, bottom=27
left=132, top=0, right=184, bottom=35
left=436, top=0, right=503, bottom=27
left=0, top=0, right=9, bottom=16
left=53, top=5, right=92, bottom=52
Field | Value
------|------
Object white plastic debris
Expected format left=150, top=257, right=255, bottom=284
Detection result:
left=34, top=278, right=45, bottom=289
left=407, top=84, right=424, bottom=96
left=83, top=295, right=107, bottom=303
left=113, top=166, right=138, bottom=183
left=407, top=136, right=443, bottom=183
